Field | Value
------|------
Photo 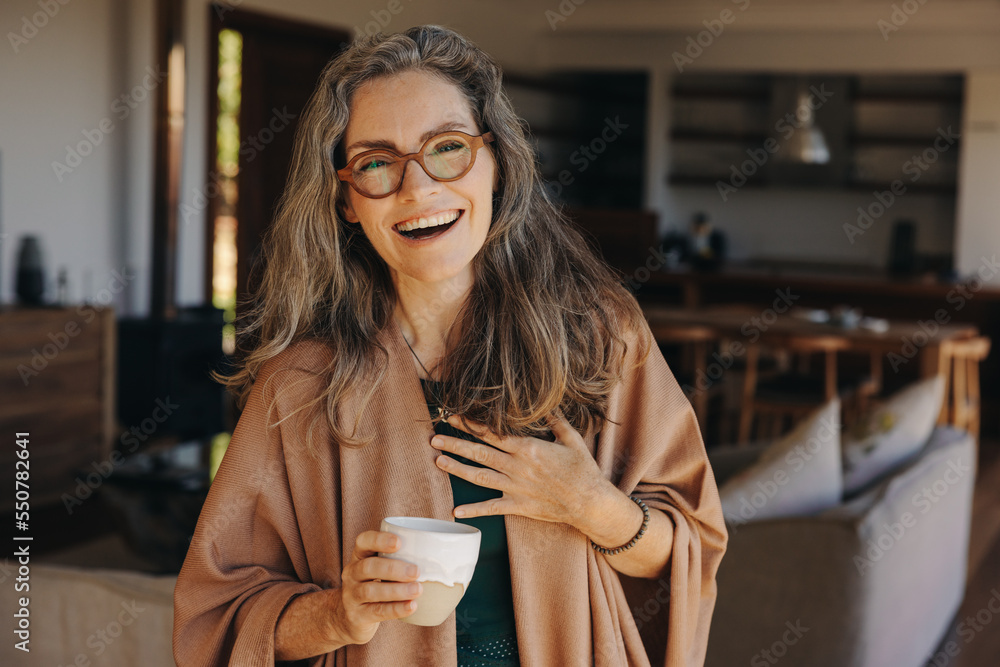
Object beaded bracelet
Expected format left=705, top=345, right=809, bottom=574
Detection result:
left=591, top=495, right=650, bottom=555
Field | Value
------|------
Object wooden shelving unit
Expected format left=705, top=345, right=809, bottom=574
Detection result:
left=667, top=73, right=963, bottom=193
left=668, top=74, right=774, bottom=187
left=504, top=70, right=648, bottom=208
left=844, top=75, right=962, bottom=194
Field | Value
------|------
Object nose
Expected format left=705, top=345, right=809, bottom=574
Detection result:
left=397, top=157, right=441, bottom=200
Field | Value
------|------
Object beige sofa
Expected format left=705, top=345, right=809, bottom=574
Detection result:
left=705, top=426, right=976, bottom=667
left=0, top=562, right=177, bottom=666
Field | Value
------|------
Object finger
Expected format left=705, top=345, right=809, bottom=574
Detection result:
left=444, top=414, right=500, bottom=445
left=345, top=595, right=419, bottom=626
left=444, top=414, right=530, bottom=455
left=351, top=530, right=400, bottom=562
left=546, top=412, right=587, bottom=450
left=355, top=579, right=423, bottom=605
left=354, top=555, right=420, bottom=584
left=368, top=599, right=419, bottom=621
left=435, top=454, right=508, bottom=491
left=431, top=434, right=512, bottom=470
left=453, top=498, right=509, bottom=519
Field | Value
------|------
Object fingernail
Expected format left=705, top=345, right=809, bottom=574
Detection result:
left=407, top=564, right=418, bottom=577
left=409, top=582, right=422, bottom=595
left=431, top=436, right=442, bottom=448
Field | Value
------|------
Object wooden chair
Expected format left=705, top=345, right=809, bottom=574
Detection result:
left=941, top=336, right=991, bottom=439
left=648, top=322, right=719, bottom=431
left=738, top=335, right=880, bottom=443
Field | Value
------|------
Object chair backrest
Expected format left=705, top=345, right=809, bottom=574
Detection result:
left=648, top=323, right=716, bottom=344
left=945, top=335, right=990, bottom=361
left=771, top=333, right=851, bottom=353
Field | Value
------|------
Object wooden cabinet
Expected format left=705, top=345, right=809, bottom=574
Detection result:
left=0, top=306, right=116, bottom=507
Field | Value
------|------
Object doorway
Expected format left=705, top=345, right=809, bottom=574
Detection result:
left=205, top=4, right=350, bottom=352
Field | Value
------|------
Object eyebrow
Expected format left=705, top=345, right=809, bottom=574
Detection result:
left=344, top=120, right=472, bottom=158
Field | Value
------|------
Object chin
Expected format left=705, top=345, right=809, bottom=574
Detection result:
left=406, top=263, right=474, bottom=285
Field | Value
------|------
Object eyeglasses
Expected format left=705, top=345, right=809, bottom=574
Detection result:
left=336, top=130, right=494, bottom=199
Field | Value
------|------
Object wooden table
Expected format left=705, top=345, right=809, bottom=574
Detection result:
left=643, top=304, right=980, bottom=426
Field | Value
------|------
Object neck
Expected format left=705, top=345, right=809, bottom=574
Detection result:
left=392, top=269, right=473, bottom=378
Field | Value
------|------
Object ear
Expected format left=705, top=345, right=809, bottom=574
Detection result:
left=338, top=192, right=360, bottom=223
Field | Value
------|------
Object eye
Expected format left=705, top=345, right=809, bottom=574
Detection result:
left=359, top=156, right=390, bottom=172
left=430, top=141, right=465, bottom=155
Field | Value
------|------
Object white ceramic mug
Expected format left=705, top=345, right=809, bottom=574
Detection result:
left=378, top=517, right=482, bottom=626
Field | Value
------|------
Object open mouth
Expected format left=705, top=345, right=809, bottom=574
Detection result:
left=394, top=210, right=463, bottom=240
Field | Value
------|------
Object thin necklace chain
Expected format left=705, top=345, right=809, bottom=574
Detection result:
left=402, top=332, right=449, bottom=421
left=402, top=332, right=435, bottom=380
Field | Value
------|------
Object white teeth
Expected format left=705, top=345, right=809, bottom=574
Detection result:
left=396, top=210, right=461, bottom=233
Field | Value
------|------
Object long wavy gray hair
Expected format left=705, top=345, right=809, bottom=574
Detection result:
left=216, top=24, right=650, bottom=452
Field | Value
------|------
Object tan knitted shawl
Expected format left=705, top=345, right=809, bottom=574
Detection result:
left=173, top=316, right=728, bottom=666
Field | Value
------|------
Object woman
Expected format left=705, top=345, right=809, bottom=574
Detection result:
left=173, top=24, right=727, bottom=667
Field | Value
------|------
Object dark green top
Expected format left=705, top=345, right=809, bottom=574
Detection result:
left=418, top=379, right=520, bottom=657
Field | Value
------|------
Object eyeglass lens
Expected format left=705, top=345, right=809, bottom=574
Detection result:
left=351, top=134, right=474, bottom=196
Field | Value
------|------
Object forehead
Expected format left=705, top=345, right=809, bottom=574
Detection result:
left=343, top=70, right=477, bottom=154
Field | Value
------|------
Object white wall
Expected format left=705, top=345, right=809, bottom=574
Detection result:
left=3, top=0, right=115, bottom=308
left=955, top=70, right=1000, bottom=279
left=0, top=0, right=155, bottom=313
left=668, top=186, right=956, bottom=263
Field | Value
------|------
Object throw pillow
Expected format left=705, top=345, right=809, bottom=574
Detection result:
left=719, top=399, right=841, bottom=526
left=842, top=375, right=945, bottom=496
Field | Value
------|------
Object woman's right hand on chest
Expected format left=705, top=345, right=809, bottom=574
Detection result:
left=332, top=530, right=423, bottom=646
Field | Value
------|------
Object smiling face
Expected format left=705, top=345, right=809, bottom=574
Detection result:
left=338, top=69, right=497, bottom=290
